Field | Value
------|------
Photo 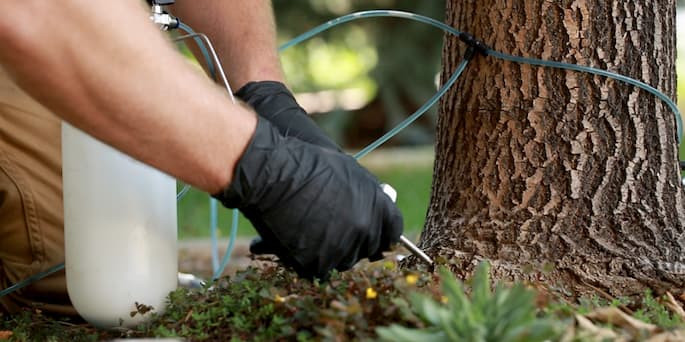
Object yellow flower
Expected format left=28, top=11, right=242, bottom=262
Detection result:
left=441, top=296, right=448, bottom=304
left=405, top=274, right=418, bottom=285
left=274, top=294, right=285, bottom=303
left=366, top=287, right=378, bottom=299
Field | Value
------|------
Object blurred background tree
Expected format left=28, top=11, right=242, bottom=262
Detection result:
left=273, top=0, right=445, bottom=148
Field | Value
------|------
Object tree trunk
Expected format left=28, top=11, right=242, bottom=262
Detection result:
left=420, top=0, right=685, bottom=298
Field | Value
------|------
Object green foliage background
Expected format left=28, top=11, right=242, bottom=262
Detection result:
left=274, top=0, right=444, bottom=147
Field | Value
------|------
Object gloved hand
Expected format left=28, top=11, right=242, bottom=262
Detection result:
left=235, top=81, right=341, bottom=151
left=213, top=117, right=403, bottom=280
left=235, top=81, right=342, bottom=256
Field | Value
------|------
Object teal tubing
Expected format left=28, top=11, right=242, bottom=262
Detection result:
left=279, top=10, right=461, bottom=51
left=4, top=9, right=682, bottom=297
left=212, top=9, right=683, bottom=276
left=212, top=209, right=239, bottom=280
left=178, top=22, right=217, bottom=81
left=280, top=9, right=682, bottom=144
left=355, top=56, right=470, bottom=159
left=175, top=21, right=208, bottom=201
left=488, top=50, right=684, bottom=143
left=212, top=9, right=469, bottom=278
left=210, top=198, right=219, bottom=273
left=0, top=263, right=65, bottom=298
left=177, top=21, right=234, bottom=279
left=176, top=184, right=190, bottom=200
left=176, top=21, right=212, bottom=202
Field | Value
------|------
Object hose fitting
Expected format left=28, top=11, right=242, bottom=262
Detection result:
left=150, top=3, right=179, bottom=31
left=458, top=32, right=490, bottom=57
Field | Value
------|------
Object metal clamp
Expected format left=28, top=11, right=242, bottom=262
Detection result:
left=149, top=1, right=178, bottom=31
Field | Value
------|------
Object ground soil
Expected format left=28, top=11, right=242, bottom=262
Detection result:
left=178, top=238, right=264, bottom=280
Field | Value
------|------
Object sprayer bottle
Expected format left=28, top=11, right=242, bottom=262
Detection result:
left=62, top=122, right=178, bottom=328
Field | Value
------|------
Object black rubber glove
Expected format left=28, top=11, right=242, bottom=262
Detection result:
left=235, top=81, right=342, bottom=152
left=213, top=118, right=403, bottom=280
left=236, top=81, right=342, bottom=256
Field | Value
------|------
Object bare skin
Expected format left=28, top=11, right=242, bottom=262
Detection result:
left=0, top=0, right=256, bottom=194
left=172, top=0, right=286, bottom=88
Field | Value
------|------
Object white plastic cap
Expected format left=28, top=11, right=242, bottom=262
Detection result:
left=380, top=183, right=397, bottom=203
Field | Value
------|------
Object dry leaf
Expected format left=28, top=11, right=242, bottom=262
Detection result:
left=558, top=322, right=576, bottom=342
left=586, top=307, right=659, bottom=336
left=575, top=314, right=620, bottom=341
left=0, top=331, right=12, bottom=339
left=664, top=292, right=685, bottom=322
left=646, top=330, right=685, bottom=342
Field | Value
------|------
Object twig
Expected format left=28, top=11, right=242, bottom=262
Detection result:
left=183, top=309, right=194, bottom=323
left=663, top=292, right=685, bottom=321
left=580, top=280, right=634, bottom=315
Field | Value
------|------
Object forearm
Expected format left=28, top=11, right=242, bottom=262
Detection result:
left=0, top=1, right=256, bottom=193
left=171, top=0, right=285, bottom=89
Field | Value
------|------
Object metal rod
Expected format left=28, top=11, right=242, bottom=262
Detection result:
left=380, top=183, right=433, bottom=265
left=173, top=33, right=236, bottom=103
left=400, top=235, right=433, bottom=265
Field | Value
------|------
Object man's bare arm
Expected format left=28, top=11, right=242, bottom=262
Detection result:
left=0, top=0, right=256, bottom=194
left=171, top=0, right=285, bottom=89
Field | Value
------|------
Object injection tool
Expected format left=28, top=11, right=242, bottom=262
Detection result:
left=380, top=184, right=433, bottom=265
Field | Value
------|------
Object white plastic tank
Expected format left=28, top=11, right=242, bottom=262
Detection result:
left=62, top=122, right=178, bottom=328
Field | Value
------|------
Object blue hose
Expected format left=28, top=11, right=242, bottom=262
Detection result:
left=489, top=50, right=684, bottom=143
left=210, top=10, right=469, bottom=278
left=177, top=21, right=237, bottom=279
left=279, top=10, right=460, bottom=51
left=178, top=22, right=217, bottom=80
left=0, top=263, right=65, bottom=298
left=280, top=10, right=682, bottom=144
left=211, top=9, right=685, bottom=280
left=213, top=209, right=239, bottom=280
left=3, top=9, right=681, bottom=297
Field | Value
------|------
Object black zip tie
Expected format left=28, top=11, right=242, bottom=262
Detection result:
left=462, top=46, right=476, bottom=61
left=459, top=32, right=490, bottom=57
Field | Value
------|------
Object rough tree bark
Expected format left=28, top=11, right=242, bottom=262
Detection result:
left=419, top=0, right=685, bottom=298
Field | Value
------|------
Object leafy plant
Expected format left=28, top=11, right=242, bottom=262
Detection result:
left=376, top=261, right=564, bottom=342
left=633, top=289, right=684, bottom=329
left=6, top=260, right=685, bottom=341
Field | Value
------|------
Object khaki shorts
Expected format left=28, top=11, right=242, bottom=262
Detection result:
left=0, top=66, right=76, bottom=315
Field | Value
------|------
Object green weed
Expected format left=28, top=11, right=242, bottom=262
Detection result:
left=376, top=262, right=565, bottom=342
left=4, top=260, right=685, bottom=341
left=633, top=290, right=684, bottom=329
